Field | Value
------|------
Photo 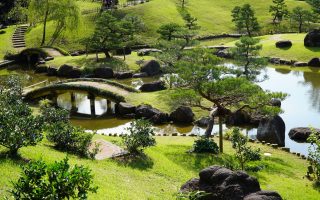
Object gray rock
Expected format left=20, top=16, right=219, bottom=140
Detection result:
left=93, top=67, right=114, bottom=79
left=304, top=29, right=320, bottom=47
left=293, top=62, right=308, bottom=67
left=244, top=191, right=283, bottom=200
left=288, top=127, right=320, bottom=143
left=257, top=115, right=286, bottom=147
left=133, top=72, right=148, bottom=78
left=139, top=80, right=166, bottom=92
left=137, top=48, right=162, bottom=56
left=226, top=110, right=252, bottom=126
left=117, top=102, right=136, bottom=116
left=170, top=106, right=195, bottom=124
left=150, top=112, right=169, bottom=124
left=115, top=71, right=133, bottom=79
left=270, top=98, right=281, bottom=108
left=308, top=58, right=320, bottom=67
left=35, top=64, right=48, bottom=73
left=140, top=60, right=161, bottom=76
left=45, top=56, right=54, bottom=61
left=276, top=40, right=292, bottom=48
left=194, top=117, right=211, bottom=128
left=47, top=67, right=57, bottom=76
left=135, top=105, right=161, bottom=119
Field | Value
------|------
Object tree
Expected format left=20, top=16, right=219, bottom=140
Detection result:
left=232, top=36, right=267, bottom=81
left=0, top=76, right=43, bottom=156
left=290, top=6, right=316, bottom=33
left=0, top=0, right=15, bottom=24
left=89, top=12, right=144, bottom=59
left=157, top=23, right=182, bottom=41
left=172, top=48, right=287, bottom=153
left=307, top=128, right=320, bottom=183
left=269, top=0, right=289, bottom=24
left=307, top=0, right=320, bottom=14
left=231, top=4, right=260, bottom=37
left=122, top=119, right=156, bottom=155
left=182, top=13, right=200, bottom=30
left=11, top=158, right=97, bottom=199
left=230, top=128, right=261, bottom=170
left=7, top=0, right=29, bottom=24
left=28, top=0, right=80, bottom=46
left=179, top=0, right=187, bottom=9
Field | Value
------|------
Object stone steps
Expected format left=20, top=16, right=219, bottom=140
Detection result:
left=12, top=25, right=29, bottom=49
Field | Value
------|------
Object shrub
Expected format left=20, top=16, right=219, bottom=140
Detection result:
left=11, top=158, right=97, bottom=199
left=46, top=122, right=94, bottom=158
left=122, top=119, right=156, bottom=155
left=231, top=128, right=261, bottom=170
left=307, top=128, right=320, bottom=183
left=192, top=137, right=219, bottom=154
left=0, top=76, right=43, bottom=155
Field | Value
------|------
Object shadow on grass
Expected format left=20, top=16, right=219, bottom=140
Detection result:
left=305, top=46, right=320, bottom=53
left=113, top=153, right=154, bottom=170
left=0, top=150, right=30, bottom=165
left=312, top=181, right=320, bottom=192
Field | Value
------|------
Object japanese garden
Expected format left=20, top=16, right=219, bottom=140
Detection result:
left=1, top=0, right=320, bottom=199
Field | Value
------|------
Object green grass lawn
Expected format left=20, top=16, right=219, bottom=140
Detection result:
left=225, top=33, right=320, bottom=62
left=0, top=26, right=17, bottom=59
left=0, top=136, right=318, bottom=199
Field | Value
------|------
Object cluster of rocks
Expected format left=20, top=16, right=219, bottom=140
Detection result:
left=180, top=165, right=282, bottom=200
left=70, top=50, right=86, bottom=57
left=137, top=49, right=162, bottom=56
left=269, top=57, right=320, bottom=68
left=116, top=103, right=195, bottom=124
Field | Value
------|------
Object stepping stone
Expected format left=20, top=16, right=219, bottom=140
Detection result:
left=90, top=139, right=128, bottom=160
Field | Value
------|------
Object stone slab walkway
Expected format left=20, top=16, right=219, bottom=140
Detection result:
left=91, top=139, right=128, bottom=160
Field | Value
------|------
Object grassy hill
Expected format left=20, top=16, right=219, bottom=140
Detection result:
left=0, top=26, right=17, bottom=59
left=25, top=0, right=311, bottom=51
left=0, top=136, right=318, bottom=200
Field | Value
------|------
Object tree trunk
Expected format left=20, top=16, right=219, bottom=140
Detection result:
left=299, top=22, right=302, bottom=33
left=219, top=116, right=223, bottom=153
left=205, top=118, right=214, bottom=138
left=9, top=148, right=18, bottom=157
left=104, top=50, right=111, bottom=59
left=96, top=51, right=99, bottom=62
left=123, top=47, right=126, bottom=61
left=41, top=2, right=49, bottom=46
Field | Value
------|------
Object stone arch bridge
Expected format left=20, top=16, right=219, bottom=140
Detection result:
left=23, top=78, right=138, bottom=118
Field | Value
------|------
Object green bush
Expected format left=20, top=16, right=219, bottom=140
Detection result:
left=11, top=158, right=97, bottom=199
left=231, top=128, right=261, bottom=170
left=46, top=122, right=94, bottom=158
left=192, top=137, right=219, bottom=154
left=122, top=119, right=156, bottom=155
left=307, top=128, right=320, bottom=183
left=0, top=76, right=43, bottom=155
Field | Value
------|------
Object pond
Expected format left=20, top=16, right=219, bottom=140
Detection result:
left=1, top=66, right=319, bottom=156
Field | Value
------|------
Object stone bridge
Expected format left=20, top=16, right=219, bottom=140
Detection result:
left=23, top=78, right=138, bottom=117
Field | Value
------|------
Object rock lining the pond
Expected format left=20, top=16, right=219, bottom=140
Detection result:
left=170, top=106, right=195, bottom=124
left=35, top=64, right=49, bottom=73
left=139, top=80, right=166, bottom=92
left=57, top=64, right=82, bottom=78
left=90, top=139, right=128, bottom=160
left=276, top=40, right=292, bottom=48
left=93, top=67, right=114, bottom=79
left=194, top=117, right=211, bottom=128
left=257, top=115, right=285, bottom=147
left=308, top=58, right=320, bottom=67
left=304, top=29, right=320, bottom=47
left=115, top=71, right=133, bottom=79
left=180, top=165, right=282, bottom=200
left=140, top=60, right=161, bottom=76
left=133, top=72, right=148, bottom=78
left=288, top=127, right=320, bottom=143
left=117, top=102, right=136, bottom=116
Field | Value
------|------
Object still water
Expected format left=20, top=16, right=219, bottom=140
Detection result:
left=1, top=67, right=320, bottom=155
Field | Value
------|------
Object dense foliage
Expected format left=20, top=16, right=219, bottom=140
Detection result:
left=122, top=119, right=156, bottom=155
left=230, top=128, right=261, bottom=170
left=0, top=76, right=43, bottom=155
left=307, top=129, right=320, bottom=183
left=11, top=158, right=97, bottom=199
left=231, top=4, right=260, bottom=36
left=192, top=137, right=219, bottom=154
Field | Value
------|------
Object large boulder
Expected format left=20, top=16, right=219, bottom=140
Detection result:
left=194, top=117, right=211, bottom=128
left=150, top=112, right=169, bottom=124
left=117, top=102, right=136, bottom=116
left=170, top=106, right=195, bottom=124
left=115, top=71, right=133, bottom=79
left=47, top=67, right=58, bottom=76
left=257, top=115, right=285, bottom=146
left=68, top=68, right=82, bottom=78
left=288, top=127, right=320, bottom=143
left=244, top=191, right=283, bottom=200
left=140, top=60, right=161, bottom=76
left=226, top=110, right=252, bottom=126
left=57, top=64, right=74, bottom=77
left=276, top=40, right=292, bottom=48
left=93, top=67, right=114, bottom=79
left=180, top=166, right=282, bottom=200
left=308, top=58, right=320, bottom=67
left=139, top=81, right=166, bottom=92
left=135, top=105, right=161, bottom=119
left=304, top=29, right=320, bottom=47
left=35, top=64, right=48, bottom=73
left=133, top=72, right=148, bottom=78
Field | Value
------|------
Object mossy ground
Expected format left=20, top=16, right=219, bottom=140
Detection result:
left=0, top=136, right=318, bottom=199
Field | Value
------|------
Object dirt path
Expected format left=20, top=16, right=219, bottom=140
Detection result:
left=65, top=81, right=130, bottom=96
left=90, top=139, right=127, bottom=160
